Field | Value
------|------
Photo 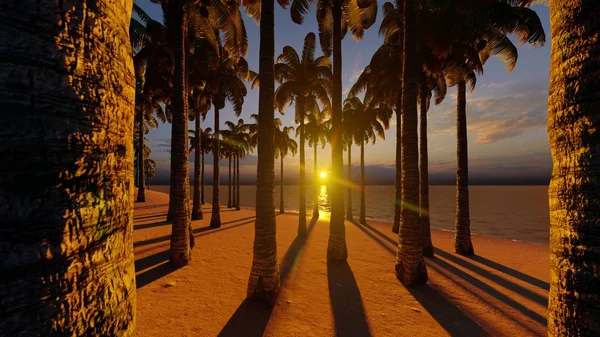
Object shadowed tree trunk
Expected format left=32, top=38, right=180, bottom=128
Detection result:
left=0, top=1, right=136, bottom=334
left=313, top=144, right=319, bottom=218
left=232, top=155, right=237, bottom=208
left=169, top=3, right=192, bottom=266
left=137, top=107, right=146, bottom=202
left=346, top=144, right=353, bottom=221
left=210, top=106, right=221, bottom=228
left=420, top=76, right=433, bottom=257
left=395, top=0, right=428, bottom=286
left=280, top=154, right=285, bottom=214
left=327, top=0, right=348, bottom=263
left=228, top=155, right=232, bottom=208
left=247, top=0, right=280, bottom=305
left=201, top=146, right=206, bottom=204
left=236, top=154, right=241, bottom=210
left=192, top=115, right=203, bottom=220
left=299, top=103, right=307, bottom=235
left=454, top=79, right=473, bottom=255
left=547, top=1, right=600, bottom=335
left=359, top=140, right=367, bottom=224
left=167, top=134, right=174, bottom=221
left=393, top=94, right=402, bottom=233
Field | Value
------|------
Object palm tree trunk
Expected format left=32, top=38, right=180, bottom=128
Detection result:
left=232, top=155, right=237, bottom=208
left=210, top=106, right=221, bottom=228
left=547, top=1, right=600, bottom=335
left=454, top=79, right=473, bottom=255
left=346, top=144, right=353, bottom=220
left=420, top=76, right=433, bottom=257
left=192, top=115, right=203, bottom=220
left=201, top=147, right=206, bottom=204
left=228, top=155, right=232, bottom=208
left=167, top=134, right=174, bottom=221
left=299, top=106, right=307, bottom=235
left=359, top=140, right=366, bottom=224
left=236, top=153, right=241, bottom=210
left=247, top=0, right=280, bottom=305
left=280, top=155, right=285, bottom=214
left=313, top=144, right=319, bottom=217
left=169, top=4, right=192, bottom=266
left=393, top=89, right=403, bottom=233
left=137, top=109, right=146, bottom=202
left=327, top=0, right=348, bottom=263
left=395, top=0, right=428, bottom=286
left=0, top=1, right=136, bottom=334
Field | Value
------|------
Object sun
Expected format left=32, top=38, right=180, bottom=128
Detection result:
left=320, top=172, right=327, bottom=179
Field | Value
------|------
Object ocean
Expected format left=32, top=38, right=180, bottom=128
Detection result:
left=151, top=184, right=549, bottom=244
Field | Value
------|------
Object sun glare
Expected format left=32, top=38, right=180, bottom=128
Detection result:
left=320, top=172, right=327, bottom=179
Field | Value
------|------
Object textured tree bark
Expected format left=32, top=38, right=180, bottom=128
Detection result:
left=201, top=148, right=206, bottom=204
left=232, top=155, right=237, bottom=208
left=327, top=0, right=348, bottom=263
left=547, top=1, right=600, bottom=336
left=228, top=156, right=232, bottom=208
left=0, top=1, right=136, bottom=334
left=210, top=106, right=221, bottom=228
left=247, top=0, right=280, bottom=306
left=359, top=141, right=367, bottom=224
left=395, top=0, right=428, bottom=286
left=236, top=154, right=241, bottom=210
left=280, top=155, right=285, bottom=214
left=313, top=144, right=320, bottom=217
left=137, top=106, right=146, bottom=202
left=420, top=76, right=433, bottom=257
left=167, top=134, right=174, bottom=221
left=346, top=144, right=353, bottom=221
left=393, top=92, right=402, bottom=234
left=169, top=4, right=192, bottom=266
left=299, top=105, right=307, bottom=235
left=192, top=115, right=203, bottom=220
left=454, top=79, right=474, bottom=256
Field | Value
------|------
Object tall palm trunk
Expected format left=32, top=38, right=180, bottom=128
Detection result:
left=169, top=5, right=192, bottom=266
left=313, top=144, right=319, bottom=217
left=247, top=0, right=280, bottom=305
left=346, top=144, right=353, bottom=220
left=232, top=155, right=237, bottom=208
left=280, top=155, right=285, bottom=214
left=0, top=1, right=136, bottom=334
left=137, top=109, right=146, bottom=202
left=299, top=105, right=307, bottom=235
left=201, top=147, right=206, bottom=204
left=395, top=0, right=428, bottom=286
left=192, top=116, right=203, bottom=220
left=236, top=154, right=241, bottom=210
left=547, top=1, right=600, bottom=335
left=420, top=76, right=433, bottom=257
left=167, top=135, right=174, bottom=221
left=359, top=140, right=367, bottom=224
left=210, top=106, right=221, bottom=228
left=228, top=155, right=232, bottom=208
left=327, top=0, right=348, bottom=263
left=454, top=79, right=473, bottom=255
left=393, top=92, right=403, bottom=233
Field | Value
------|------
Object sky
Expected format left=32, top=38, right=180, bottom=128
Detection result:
left=136, top=1, right=552, bottom=185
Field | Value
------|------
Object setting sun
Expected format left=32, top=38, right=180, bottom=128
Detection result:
left=320, top=172, right=327, bottom=179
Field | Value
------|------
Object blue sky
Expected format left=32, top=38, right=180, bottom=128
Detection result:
left=136, top=1, right=552, bottom=184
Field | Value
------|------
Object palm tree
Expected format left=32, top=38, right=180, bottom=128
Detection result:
left=234, top=124, right=252, bottom=210
left=242, top=0, right=290, bottom=306
left=0, top=1, right=136, bottom=334
left=300, top=111, right=330, bottom=217
left=342, top=102, right=357, bottom=221
left=290, top=0, right=378, bottom=262
left=274, top=32, right=333, bottom=236
left=547, top=1, right=600, bottom=335
left=275, top=126, right=299, bottom=214
left=189, top=87, right=211, bottom=220
left=223, top=119, right=251, bottom=210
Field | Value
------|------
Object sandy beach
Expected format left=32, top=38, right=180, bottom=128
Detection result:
left=134, top=190, right=549, bottom=337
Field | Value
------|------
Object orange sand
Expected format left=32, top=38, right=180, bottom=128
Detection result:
left=134, top=189, right=549, bottom=336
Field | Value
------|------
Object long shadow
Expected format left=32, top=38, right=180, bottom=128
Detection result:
left=134, top=250, right=176, bottom=289
left=134, top=213, right=167, bottom=222
left=280, top=216, right=319, bottom=285
left=134, top=220, right=171, bottom=231
left=222, top=215, right=256, bottom=225
left=408, top=284, right=489, bottom=336
left=327, top=262, right=372, bottom=337
left=429, top=257, right=546, bottom=325
left=217, top=299, right=274, bottom=337
left=468, top=255, right=549, bottom=290
left=434, top=249, right=547, bottom=307
left=135, top=203, right=169, bottom=210
left=351, top=220, right=396, bottom=245
left=349, top=220, right=396, bottom=255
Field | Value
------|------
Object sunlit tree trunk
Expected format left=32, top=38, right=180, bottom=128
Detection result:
left=236, top=154, right=241, bottom=210
left=313, top=144, right=319, bottom=217
left=395, top=0, right=428, bottom=286
left=0, top=1, right=136, bottom=334
left=247, top=0, right=280, bottom=305
left=393, top=91, right=402, bottom=233
left=420, top=76, right=433, bottom=257
left=346, top=144, right=353, bottom=221
left=359, top=140, right=367, bottom=224
left=547, top=1, right=600, bottom=336
left=169, top=3, right=192, bottom=265
left=454, top=79, right=473, bottom=255
left=299, top=103, right=307, bottom=235
left=280, top=155, right=285, bottom=214
left=228, top=155, right=232, bottom=208
left=192, top=115, right=203, bottom=220
left=137, top=108, right=146, bottom=202
left=327, top=0, right=348, bottom=263
left=210, top=106, right=221, bottom=228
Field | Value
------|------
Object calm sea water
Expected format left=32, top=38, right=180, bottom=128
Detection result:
left=151, top=184, right=549, bottom=244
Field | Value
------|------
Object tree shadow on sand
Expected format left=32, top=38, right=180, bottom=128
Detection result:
left=135, top=250, right=176, bottom=288
left=327, top=262, right=372, bottom=337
